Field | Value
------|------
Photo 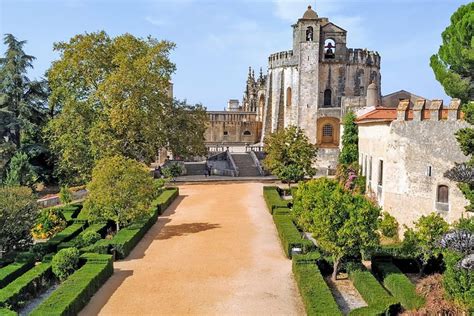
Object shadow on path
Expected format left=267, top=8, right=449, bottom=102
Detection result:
left=156, top=222, right=221, bottom=240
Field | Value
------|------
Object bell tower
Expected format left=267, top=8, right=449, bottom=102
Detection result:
left=294, top=5, right=320, bottom=142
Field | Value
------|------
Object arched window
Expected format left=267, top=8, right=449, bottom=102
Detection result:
left=243, top=130, right=251, bottom=136
left=223, top=131, right=228, bottom=136
left=306, top=26, right=313, bottom=41
left=322, top=124, right=333, bottom=143
left=286, top=87, right=292, bottom=107
left=437, top=185, right=449, bottom=204
left=324, top=89, right=332, bottom=107
left=324, top=39, right=336, bottom=59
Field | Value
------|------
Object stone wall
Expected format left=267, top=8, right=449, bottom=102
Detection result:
left=204, top=111, right=262, bottom=145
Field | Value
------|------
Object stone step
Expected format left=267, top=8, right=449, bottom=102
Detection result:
left=231, top=154, right=261, bottom=177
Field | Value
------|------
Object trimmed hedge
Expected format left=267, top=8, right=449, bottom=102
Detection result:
left=372, top=261, right=425, bottom=310
left=151, top=187, right=179, bottom=215
left=292, top=257, right=342, bottom=315
left=0, top=262, right=52, bottom=310
left=0, top=254, right=35, bottom=289
left=273, top=214, right=314, bottom=258
left=30, top=253, right=113, bottom=316
left=348, top=264, right=400, bottom=315
left=57, top=223, right=107, bottom=251
left=263, top=186, right=289, bottom=214
left=0, top=308, right=16, bottom=315
left=42, top=222, right=85, bottom=254
left=58, top=204, right=82, bottom=223
left=272, top=207, right=291, bottom=216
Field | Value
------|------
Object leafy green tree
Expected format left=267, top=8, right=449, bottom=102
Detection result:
left=0, top=34, right=50, bottom=183
left=0, top=186, right=38, bottom=254
left=293, top=178, right=380, bottom=280
left=430, top=3, right=473, bottom=104
left=3, top=151, right=38, bottom=188
left=263, top=126, right=317, bottom=188
left=83, top=155, right=157, bottom=231
left=46, top=31, right=204, bottom=184
left=379, top=211, right=399, bottom=239
left=401, top=213, right=449, bottom=275
left=338, top=111, right=359, bottom=165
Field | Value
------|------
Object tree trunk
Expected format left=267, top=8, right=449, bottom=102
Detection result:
left=332, top=257, right=340, bottom=281
left=116, top=222, right=120, bottom=232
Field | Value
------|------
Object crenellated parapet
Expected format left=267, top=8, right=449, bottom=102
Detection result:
left=396, top=98, right=463, bottom=122
left=347, top=49, right=381, bottom=67
left=268, top=50, right=296, bottom=69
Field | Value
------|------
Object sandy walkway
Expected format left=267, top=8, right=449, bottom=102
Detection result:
left=80, top=183, right=304, bottom=315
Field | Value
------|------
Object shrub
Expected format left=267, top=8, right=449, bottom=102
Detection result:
left=59, top=204, right=82, bottom=223
left=263, top=186, right=288, bottom=214
left=59, top=186, right=72, bottom=205
left=81, top=231, right=101, bottom=247
left=0, top=262, right=52, bottom=310
left=0, top=186, right=38, bottom=253
left=372, top=261, right=425, bottom=310
left=380, top=211, right=399, bottom=238
left=273, top=214, right=314, bottom=258
left=0, top=254, right=35, bottom=288
left=292, top=259, right=341, bottom=315
left=150, top=187, right=179, bottom=215
left=31, top=208, right=67, bottom=239
left=442, top=250, right=473, bottom=310
left=348, top=264, right=400, bottom=315
left=30, top=253, right=113, bottom=316
left=44, top=223, right=85, bottom=253
left=0, top=308, right=16, bottom=315
left=57, top=223, right=107, bottom=250
left=52, top=248, right=80, bottom=281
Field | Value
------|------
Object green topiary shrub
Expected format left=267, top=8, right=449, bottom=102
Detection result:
left=52, top=248, right=80, bottom=282
left=81, top=231, right=101, bottom=247
left=59, top=186, right=72, bottom=205
left=380, top=211, right=399, bottom=238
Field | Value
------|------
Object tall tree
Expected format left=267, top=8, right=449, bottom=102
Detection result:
left=0, top=34, right=49, bottom=182
left=293, top=178, right=380, bottom=280
left=263, top=126, right=317, bottom=188
left=46, top=31, right=206, bottom=184
left=435, top=4, right=474, bottom=213
left=430, top=3, right=473, bottom=104
left=338, top=111, right=358, bottom=165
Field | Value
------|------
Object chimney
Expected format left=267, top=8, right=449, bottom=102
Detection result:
left=447, top=98, right=461, bottom=121
left=413, top=99, right=426, bottom=121
left=397, top=99, right=410, bottom=121
left=430, top=100, right=443, bottom=121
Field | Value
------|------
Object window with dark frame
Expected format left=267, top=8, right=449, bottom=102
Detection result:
left=378, top=160, right=383, bottom=186
left=243, top=130, right=251, bottom=136
left=437, top=185, right=449, bottom=204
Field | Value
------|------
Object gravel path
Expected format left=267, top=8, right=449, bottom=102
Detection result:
left=80, top=183, right=304, bottom=315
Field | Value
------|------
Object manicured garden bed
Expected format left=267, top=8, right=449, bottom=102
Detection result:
left=292, top=254, right=342, bottom=316
left=372, top=261, right=425, bottom=310
left=263, top=186, right=289, bottom=214
left=273, top=212, right=314, bottom=258
left=0, top=253, right=35, bottom=288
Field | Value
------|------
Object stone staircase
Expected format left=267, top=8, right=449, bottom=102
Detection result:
left=231, top=153, right=261, bottom=177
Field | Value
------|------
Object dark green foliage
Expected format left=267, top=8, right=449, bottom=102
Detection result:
left=263, top=186, right=289, bottom=214
left=59, top=186, right=72, bottom=205
left=0, top=308, right=16, bottom=315
left=162, top=163, right=184, bottom=180
left=372, top=261, right=425, bottom=310
left=57, top=223, right=107, bottom=250
left=292, top=259, right=341, bottom=315
left=272, top=207, right=291, bottom=216
left=379, top=211, right=399, bottom=239
left=347, top=264, right=400, bottom=315
left=52, top=247, right=80, bottom=281
left=273, top=214, right=314, bottom=258
left=339, top=111, right=359, bottom=165
left=58, top=203, right=82, bottom=223
left=0, top=262, right=52, bottom=310
left=430, top=3, right=473, bottom=103
left=150, top=187, right=179, bottom=215
left=30, top=253, right=113, bottom=316
left=0, top=254, right=35, bottom=288
left=45, top=223, right=85, bottom=253
left=0, top=186, right=38, bottom=254
left=3, top=152, right=37, bottom=187
left=442, top=250, right=474, bottom=310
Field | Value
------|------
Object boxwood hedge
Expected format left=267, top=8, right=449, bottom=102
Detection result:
left=273, top=214, right=314, bottom=258
left=372, top=261, right=424, bottom=310
left=347, top=264, right=400, bottom=315
left=0, top=308, right=16, bottom=315
left=0, top=254, right=35, bottom=288
left=30, top=253, right=113, bottom=316
left=0, top=262, right=52, bottom=310
left=292, top=257, right=341, bottom=315
left=42, top=223, right=86, bottom=254
left=151, top=187, right=179, bottom=215
left=57, top=223, right=108, bottom=251
left=263, top=186, right=289, bottom=214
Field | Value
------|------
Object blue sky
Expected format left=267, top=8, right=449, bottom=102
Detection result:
left=0, top=0, right=470, bottom=110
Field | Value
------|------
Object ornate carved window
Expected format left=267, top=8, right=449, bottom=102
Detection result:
left=324, top=89, right=332, bottom=107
